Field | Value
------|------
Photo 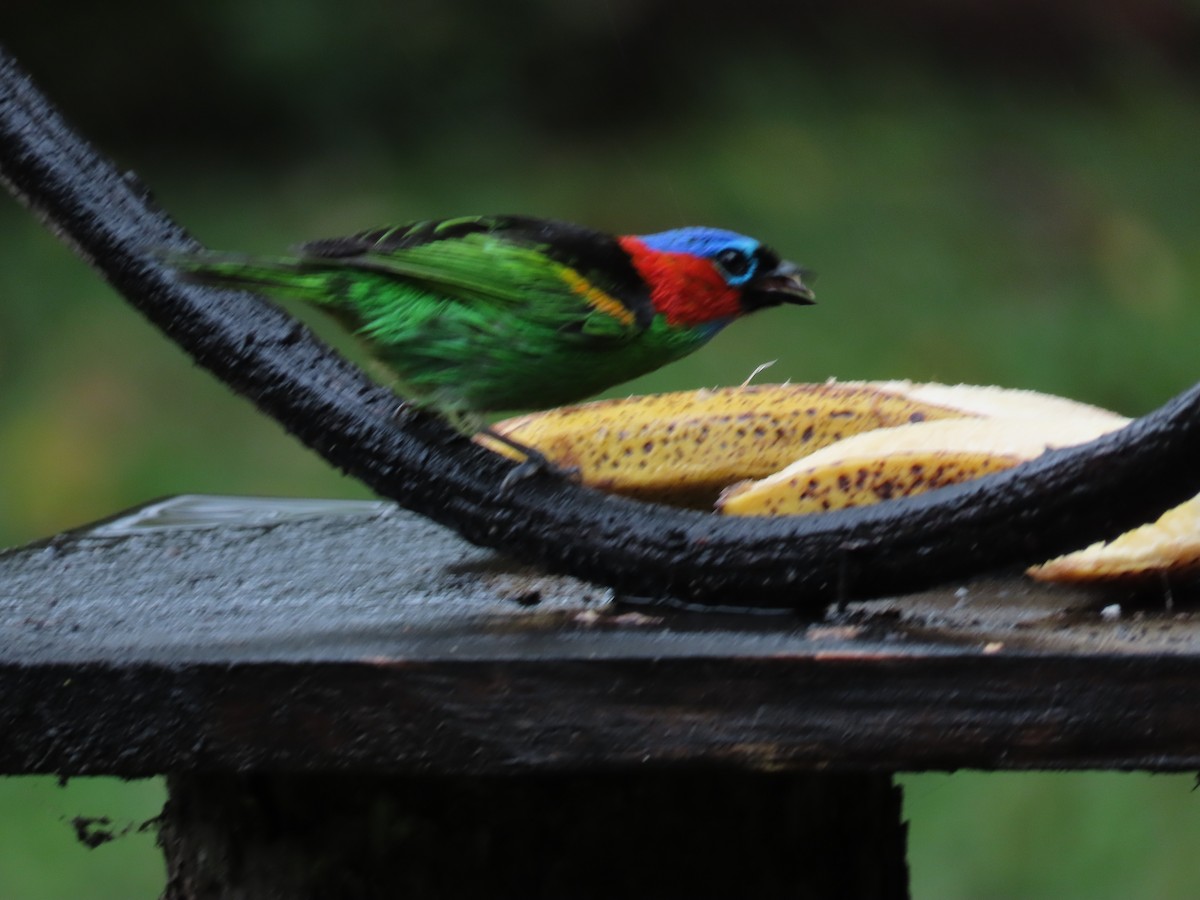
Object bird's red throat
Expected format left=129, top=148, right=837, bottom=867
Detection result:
left=618, top=236, right=743, bottom=327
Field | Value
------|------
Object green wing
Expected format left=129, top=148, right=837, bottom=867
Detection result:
left=294, top=215, right=653, bottom=345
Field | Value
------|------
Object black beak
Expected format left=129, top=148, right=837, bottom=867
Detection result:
left=745, top=259, right=815, bottom=311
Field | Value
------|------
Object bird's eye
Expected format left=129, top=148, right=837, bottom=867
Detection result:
left=714, top=248, right=754, bottom=280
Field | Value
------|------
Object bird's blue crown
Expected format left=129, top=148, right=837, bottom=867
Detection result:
left=637, top=226, right=759, bottom=259
left=636, top=227, right=763, bottom=286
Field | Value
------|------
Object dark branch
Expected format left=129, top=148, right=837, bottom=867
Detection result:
left=3, top=45, right=1200, bottom=609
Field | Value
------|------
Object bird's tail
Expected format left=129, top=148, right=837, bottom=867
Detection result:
left=160, top=249, right=342, bottom=306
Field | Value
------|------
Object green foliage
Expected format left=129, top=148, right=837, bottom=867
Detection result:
left=4, top=4, right=1200, bottom=895
left=905, top=773, right=1200, bottom=898
left=0, top=778, right=164, bottom=899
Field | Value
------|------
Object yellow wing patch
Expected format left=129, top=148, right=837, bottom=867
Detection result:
left=559, top=268, right=636, bottom=327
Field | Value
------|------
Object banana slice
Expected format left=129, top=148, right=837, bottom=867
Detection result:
left=717, top=416, right=1127, bottom=516
left=481, top=382, right=977, bottom=506
left=1031, top=495, right=1200, bottom=583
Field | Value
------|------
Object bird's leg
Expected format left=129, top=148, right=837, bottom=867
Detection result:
left=479, top=427, right=582, bottom=490
left=391, top=399, right=580, bottom=488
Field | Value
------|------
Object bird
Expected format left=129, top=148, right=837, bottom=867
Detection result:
left=170, top=214, right=815, bottom=465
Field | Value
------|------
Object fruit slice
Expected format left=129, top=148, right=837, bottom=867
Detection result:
left=718, top=415, right=1127, bottom=516
left=480, top=382, right=978, bottom=506
left=1031, top=495, right=1200, bottom=583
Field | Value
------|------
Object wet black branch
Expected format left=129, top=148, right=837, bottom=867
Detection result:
left=3, top=45, right=1199, bottom=609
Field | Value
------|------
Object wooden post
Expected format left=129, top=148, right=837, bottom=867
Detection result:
left=159, top=772, right=908, bottom=899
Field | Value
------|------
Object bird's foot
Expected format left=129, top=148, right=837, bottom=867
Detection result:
left=388, top=400, right=422, bottom=424
left=481, top=427, right=582, bottom=491
left=500, top=455, right=583, bottom=491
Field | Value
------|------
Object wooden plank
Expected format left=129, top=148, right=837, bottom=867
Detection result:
left=2, top=495, right=1198, bottom=776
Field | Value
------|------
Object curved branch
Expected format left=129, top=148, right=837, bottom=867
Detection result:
left=3, top=45, right=1199, bottom=609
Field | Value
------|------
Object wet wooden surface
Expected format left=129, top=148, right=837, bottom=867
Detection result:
left=2, top=494, right=1199, bottom=777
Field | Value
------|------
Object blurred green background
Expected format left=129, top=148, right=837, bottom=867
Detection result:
left=4, top=1, right=1200, bottom=896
